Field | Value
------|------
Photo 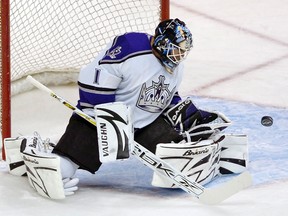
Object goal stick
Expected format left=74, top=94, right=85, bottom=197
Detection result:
left=26, top=75, right=252, bottom=205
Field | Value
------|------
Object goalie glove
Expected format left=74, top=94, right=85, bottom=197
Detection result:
left=165, top=98, right=232, bottom=142
left=182, top=110, right=232, bottom=142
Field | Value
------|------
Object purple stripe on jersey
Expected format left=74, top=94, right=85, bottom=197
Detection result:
left=99, top=32, right=153, bottom=64
left=77, top=89, right=116, bottom=109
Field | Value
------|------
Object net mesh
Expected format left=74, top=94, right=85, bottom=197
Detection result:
left=9, top=0, right=161, bottom=92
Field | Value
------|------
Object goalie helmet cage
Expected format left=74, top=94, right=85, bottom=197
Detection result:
left=0, top=0, right=170, bottom=160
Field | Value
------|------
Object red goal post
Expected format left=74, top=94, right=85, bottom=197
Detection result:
left=0, top=0, right=169, bottom=160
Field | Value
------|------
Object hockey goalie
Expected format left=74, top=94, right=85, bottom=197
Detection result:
left=4, top=18, right=248, bottom=199
left=4, top=98, right=248, bottom=199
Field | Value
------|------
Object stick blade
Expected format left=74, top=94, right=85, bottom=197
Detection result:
left=198, top=171, right=253, bottom=205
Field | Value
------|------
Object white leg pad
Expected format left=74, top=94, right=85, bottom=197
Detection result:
left=4, top=137, right=26, bottom=176
left=152, top=139, right=222, bottom=188
left=22, top=152, right=65, bottom=199
left=217, top=134, right=249, bottom=174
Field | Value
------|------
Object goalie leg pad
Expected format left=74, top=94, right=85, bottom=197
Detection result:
left=95, top=102, right=133, bottom=162
left=20, top=133, right=79, bottom=199
left=217, top=134, right=249, bottom=174
left=4, top=137, right=27, bottom=176
left=22, top=151, right=66, bottom=199
left=152, top=138, right=223, bottom=188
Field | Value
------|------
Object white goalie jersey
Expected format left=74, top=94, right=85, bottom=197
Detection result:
left=77, top=32, right=184, bottom=129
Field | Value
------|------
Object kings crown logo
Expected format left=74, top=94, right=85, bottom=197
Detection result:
left=137, top=75, right=175, bottom=113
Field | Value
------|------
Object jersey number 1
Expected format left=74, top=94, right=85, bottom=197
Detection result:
left=94, top=68, right=101, bottom=84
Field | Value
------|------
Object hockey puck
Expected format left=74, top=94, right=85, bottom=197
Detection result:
left=261, top=116, right=273, bottom=127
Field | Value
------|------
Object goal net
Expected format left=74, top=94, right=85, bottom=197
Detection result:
left=0, top=0, right=169, bottom=159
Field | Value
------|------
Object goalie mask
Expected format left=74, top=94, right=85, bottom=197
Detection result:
left=153, top=18, right=193, bottom=73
